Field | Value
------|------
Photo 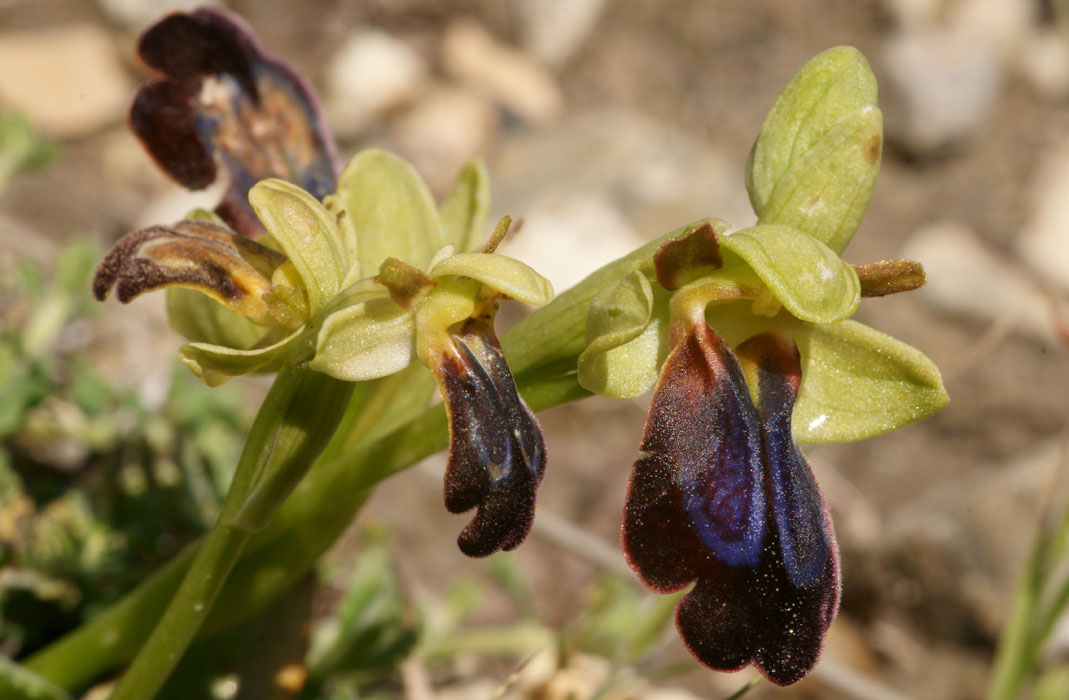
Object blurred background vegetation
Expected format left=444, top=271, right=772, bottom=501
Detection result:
left=1, top=1, right=1069, bottom=698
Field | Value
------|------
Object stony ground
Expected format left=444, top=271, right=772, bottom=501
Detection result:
left=2, top=1, right=1068, bottom=698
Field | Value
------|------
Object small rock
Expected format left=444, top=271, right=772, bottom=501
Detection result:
left=134, top=181, right=229, bottom=231
left=881, top=29, right=1003, bottom=154
left=514, top=0, right=607, bottom=68
left=391, top=85, right=497, bottom=193
left=1019, top=138, right=1069, bottom=292
left=98, top=0, right=222, bottom=29
left=496, top=194, right=643, bottom=294
left=325, top=28, right=428, bottom=139
left=900, top=220, right=1057, bottom=342
left=0, top=24, right=132, bottom=137
left=1016, top=29, right=1069, bottom=100
left=441, top=19, right=564, bottom=126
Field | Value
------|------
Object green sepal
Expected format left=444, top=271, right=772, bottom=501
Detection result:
left=249, top=179, right=349, bottom=317
left=428, top=252, right=553, bottom=307
left=718, top=224, right=860, bottom=323
left=577, top=269, right=667, bottom=398
left=793, top=319, right=948, bottom=444
left=337, top=148, right=444, bottom=273
left=757, top=106, right=882, bottom=254
left=746, top=45, right=878, bottom=215
left=166, top=287, right=266, bottom=348
left=312, top=299, right=415, bottom=382
left=178, top=329, right=306, bottom=387
left=440, top=158, right=489, bottom=253
left=322, top=194, right=361, bottom=287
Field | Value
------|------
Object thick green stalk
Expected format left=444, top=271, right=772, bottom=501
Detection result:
left=107, top=359, right=353, bottom=700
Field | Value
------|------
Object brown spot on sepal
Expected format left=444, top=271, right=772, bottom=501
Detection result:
left=93, top=220, right=288, bottom=328
left=431, top=313, right=546, bottom=557
left=130, top=8, right=338, bottom=236
left=654, top=221, right=723, bottom=291
left=865, top=134, right=882, bottom=165
left=854, top=259, right=925, bottom=297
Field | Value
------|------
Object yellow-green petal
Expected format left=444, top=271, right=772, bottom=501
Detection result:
left=577, top=269, right=666, bottom=398
left=166, top=287, right=266, bottom=348
left=428, top=252, right=553, bottom=307
left=337, top=148, right=444, bottom=272
left=718, top=224, right=860, bottom=323
left=793, top=319, right=948, bottom=444
left=758, top=106, right=882, bottom=254
left=312, top=298, right=416, bottom=381
left=440, top=158, right=490, bottom=253
left=747, top=46, right=878, bottom=214
left=179, top=330, right=304, bottom=387
left=249, top=179, right=348, bottom=316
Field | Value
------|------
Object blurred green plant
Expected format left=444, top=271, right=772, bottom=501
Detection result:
left=0, top=112, right=59, bottom=193
left=0, top=242, right=248, bottom=659
left=989, top=439, right=1069, bottom=700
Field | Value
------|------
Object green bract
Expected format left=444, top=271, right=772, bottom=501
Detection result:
left=166, top=149, right=551, bottom=387
left=577, top=46, right=947, bottom=443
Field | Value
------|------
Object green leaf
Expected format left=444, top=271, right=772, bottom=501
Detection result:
left=179, top=330, right=304, bottom=387
left=746, top=46, right=877, bottom=215
left=249, top=179, right=349, bottom=317
left=793, top=319, right=948, bottom=443
left=577, top=269, right=666, bottom=398
left=718, top=225, right=860, bottom=323
left=312, top=299, right=415, bottom=381
left=757, top=106, right=882, bottom=254
left=166, top=288, right=266, bottom=348
left=440, top=158, right=489, bottom=253
left=428, top=252, right=553, bottom=307
left=337, top=148, right=444, bottom=273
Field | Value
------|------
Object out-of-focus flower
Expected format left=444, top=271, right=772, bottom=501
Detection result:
left=577, top=47, right=948, bottom=684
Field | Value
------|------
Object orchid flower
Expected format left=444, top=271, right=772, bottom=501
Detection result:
left=92, top=8, right=552, bottom=557
left=577, top=47, right=948, bottom=684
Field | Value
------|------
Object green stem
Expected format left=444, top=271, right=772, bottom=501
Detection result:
left=107, top=358, right=352, bottom=700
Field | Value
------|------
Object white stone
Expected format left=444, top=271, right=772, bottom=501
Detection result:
left=98, top=0, right=222, bottom=28
left=441, top=19, right=564, bottom=126
left=325, top=28, right=428, bottom=139
left=1018, top=137, right=1069, bottom=292
left=1016, top=29, right=1069, bottom=100
left=0, top=24, right=132, bottom=137
left=391, top=85, right=497, bottom=193
left=901, top=220, right=1057, bottom=342
left=515, top=0, right=607, bottom=67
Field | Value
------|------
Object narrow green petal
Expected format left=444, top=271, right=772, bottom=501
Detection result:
left=757, top=106, right=882, bottom=254
left=166, top=287, right=266, bottom=348
left=337, top=148, right=444, bottom=273
left=793, top=320, right=948, bottom=444
left=440, top=158, right=490, bottom=253
left=312, top=298, right=415, bottom=381
left=577, top=269, right=666, bottom=398
left=429, top=253, right=553, bottom=307
left=249, top=179, right=348, bottom=316
left=718, top=225, right=860, bottom=323
left=747, top=46, right=878, bottom=214
left=179, top=330, right=305, bottom=387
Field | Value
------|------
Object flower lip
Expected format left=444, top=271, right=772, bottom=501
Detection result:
left=623, top=321, right=840, bottom=685
left=130, top=7, right=339, bottom=236
left=430, top=312, right=546, bottom=558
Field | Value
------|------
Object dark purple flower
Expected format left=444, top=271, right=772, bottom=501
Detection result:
left=130, top=8, right=338, bottom=236
left=426, top=312, right=546, bottom=558
left=622, top=321, right=839, bottom=685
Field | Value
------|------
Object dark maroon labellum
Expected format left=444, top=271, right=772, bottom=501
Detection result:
left=130, top=8, right=338, bottom=236
left=623, top=325, right=839, bottom=686
left=430, top=313, right=546, bottom=558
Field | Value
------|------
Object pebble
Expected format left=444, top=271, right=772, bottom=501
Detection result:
left=324, top=28, right=428, bottom=139
left=1018, top=138, right=1069, bottom=293
left=97, top=0, right=222, bottom=28
left=514, top=0, right=607, bottom=68
left=441, top=18, right=564, bottom=126
left=391, top=85, right=497, bottom=194
left=0, top=24, right=131, bottom=138
left=900, top=220, right=1057, bottom=342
